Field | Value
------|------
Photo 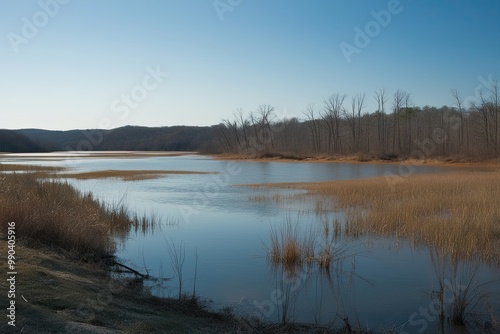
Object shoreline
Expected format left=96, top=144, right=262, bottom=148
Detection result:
left=0, top=151, right=197, bottom=160
left=209, top=153, right=500, bottom=169
left=1, top=150, right=499, bottom=169
left=0, top=242, right=235, bottom=333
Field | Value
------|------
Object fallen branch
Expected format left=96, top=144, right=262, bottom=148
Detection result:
left=111, top=260, right=149, bottom=279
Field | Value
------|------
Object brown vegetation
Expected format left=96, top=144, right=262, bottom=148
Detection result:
left=0, top=173, right=152, bottom=259
left=269, top=221, right=309, bottom=268
left=268, top=217, right=345, bottom=271
left=0, top=163, right=65, bottom=172
left=254, top=171, right=500, bottom=264
left=52, top=169, right=213, bottom=181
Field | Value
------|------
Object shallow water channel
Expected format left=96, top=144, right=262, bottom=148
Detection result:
left=5, top=153, right=500, bottom=333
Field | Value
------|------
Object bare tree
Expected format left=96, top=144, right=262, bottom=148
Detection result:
left=374, top=89, right=388, bottom=155
left=215, top=122, right=233, bottom=152
left=345, top=93, right=366, bottom=151
left=222, top=118, right=241, bottom=151
left=322, top=94, right=347, bottom=154
left=403, top=92, right=413, bottom=154
left=256, top=104, right=276, bottom=153
left=471, top=91, right=492, bottom=155
left=490, top=80, right=499, bottom=155
left=355, top=93, right=366, bottom=150
left=451, top=89, right=465, bottom=149
left=235, top=108, right=250, bottom=151
left=392, top=90, right=406, bottom=154
left=303, top=104, right=321, bottom=152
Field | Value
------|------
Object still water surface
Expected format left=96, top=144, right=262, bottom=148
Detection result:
left=5, top=154, right=499, bottom=333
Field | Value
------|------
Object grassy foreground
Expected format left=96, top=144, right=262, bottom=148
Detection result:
left=250, top=170, right=500, bottom=264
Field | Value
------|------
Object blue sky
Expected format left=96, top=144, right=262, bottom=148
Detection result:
left=0, top=0, right=499, bottom=130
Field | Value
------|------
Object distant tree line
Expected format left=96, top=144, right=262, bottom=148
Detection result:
left=215, top=82, right=500, bottom=160
left=3, top=79, right=499, bottom=158
left=0, top=130, right=47, bottom=153
left=14, top=126, right=217, bottom=153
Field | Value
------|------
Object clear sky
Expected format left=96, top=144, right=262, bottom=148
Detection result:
left=1, top=0, right=499, bottom=130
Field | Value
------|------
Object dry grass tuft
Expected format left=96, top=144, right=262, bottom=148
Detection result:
left=0, top=173, right=154, bottom=259
left=268, top=217, right=343, bottom=271
left=257, top=171, right=500, bottom=264
left=269, top=221, right=305, bottom=268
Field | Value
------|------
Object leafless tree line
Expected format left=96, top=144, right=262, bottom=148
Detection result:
left=215, top=81, right=500, bottom=159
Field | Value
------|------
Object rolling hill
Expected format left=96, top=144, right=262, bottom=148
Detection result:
left=10, top=125, right=217, bottom=153
left=0, top=130, right=48, bottom=153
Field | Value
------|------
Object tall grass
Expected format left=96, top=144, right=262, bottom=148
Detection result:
left=0, top=172, right=153, bottom=260
left=269, top=219, right=315, bottom=269
left=268, top=216, right=345, bottom=272
left=260, top=171, right=500, bottom=264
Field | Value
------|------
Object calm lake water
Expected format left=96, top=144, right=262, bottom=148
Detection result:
left=4, top=153, right=499, bottom=333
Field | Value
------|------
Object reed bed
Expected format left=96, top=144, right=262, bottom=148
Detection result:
left=257, top=171, right=500, bottom=264
left=0, top=172, right=154, bottom=259
left=268, top=217, right=344, bottom=271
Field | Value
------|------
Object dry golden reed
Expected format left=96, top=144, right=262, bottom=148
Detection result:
left=257, top=171, right=500, bottom=264
left=0, top=172, right=154, bottom=259
left=268, top=216, right=344, bottom=271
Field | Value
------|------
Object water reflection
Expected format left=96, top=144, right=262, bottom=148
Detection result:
left=264, top=240, right=367, bottom=332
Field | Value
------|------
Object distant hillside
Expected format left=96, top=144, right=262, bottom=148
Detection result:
left=16, top=125, right=218, bottom=152
left=0, top=129, right=47, bottom=153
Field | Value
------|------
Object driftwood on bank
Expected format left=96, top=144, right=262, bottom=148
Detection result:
left=100, top=255, right=172, bottom=282
left=111, top=260, right=150, bottom=279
